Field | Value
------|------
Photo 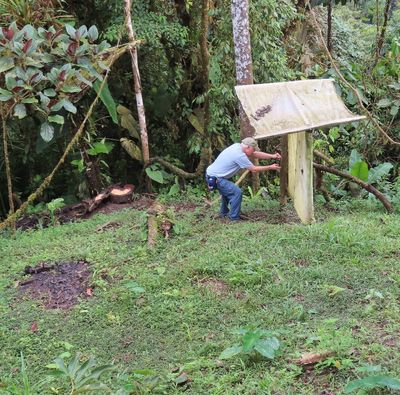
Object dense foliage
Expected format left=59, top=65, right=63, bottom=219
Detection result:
left=0, top=0, right=399, bottom=218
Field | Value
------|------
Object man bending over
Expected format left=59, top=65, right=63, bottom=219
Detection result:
left=206, top=137, right=281, bottom=221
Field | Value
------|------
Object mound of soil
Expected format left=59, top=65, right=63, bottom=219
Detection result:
left=19, top=261, right=91, bottom=309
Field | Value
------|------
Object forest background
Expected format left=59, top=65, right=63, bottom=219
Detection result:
left=0, top=0, right=399, bottom=219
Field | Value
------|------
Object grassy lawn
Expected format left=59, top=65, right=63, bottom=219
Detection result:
left=0, top=198, right=399, bottom=394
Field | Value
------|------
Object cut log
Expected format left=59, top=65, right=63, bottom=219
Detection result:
left=110, top=184, right=134, bottom=204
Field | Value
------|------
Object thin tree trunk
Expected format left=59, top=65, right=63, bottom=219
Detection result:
left=78, top=142, right=103, bottom=196
left=313, top=163, right=393, bottom=212
left=327, top=0, right=333, bottom=54
left=231, top=0, right=254, bottom=137
left=124, top=0, right=151, bottom=190
left=375, top=0, right=391, bottom=63
left=231, top=0, right=259, bottom=190
left=1, top=106, right=15, bottom=227
left=200, top=0, right=211, bottom=139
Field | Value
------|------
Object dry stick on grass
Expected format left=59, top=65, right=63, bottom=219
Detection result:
left=309, top=7, right=400, bottom=146
left=0, top=44, right=130, bottom=231
left=313, top=163, right=393, bottom=212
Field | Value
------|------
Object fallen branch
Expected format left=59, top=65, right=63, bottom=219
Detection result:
left=313, top=163, right=393, bottom=212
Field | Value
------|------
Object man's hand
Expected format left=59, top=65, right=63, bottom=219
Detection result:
left=273, top=152, right=281, bottom=160
left=268, top=163, right=281, bottom=171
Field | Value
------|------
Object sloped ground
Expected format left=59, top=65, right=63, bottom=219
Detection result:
left=0, top=200, right=399, bottom=394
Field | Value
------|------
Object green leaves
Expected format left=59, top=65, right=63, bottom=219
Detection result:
left=254, top=337, right=281, bottom=359
left=344, top=375, right=400, bottom=393
left=87, top=139, right=114, bottom=156
left=145, top=167, right=164, bottom=184
left=0, top=87, right=13, bottom=101
left=93, top=80, right=118, bottom=124
left=219, top=329, right=281, bottom=361
left=348, top=149, right=368, bottom=182
left=46, top=353, right=114, bottom=394
left=219, top=346, right=242, bottom=360
left=40, top=122, right=54, bottom=142
left=13, top=104, right=27, bottom=119
left=350, top=161, right=369, bottom=182
left=0, top=21, right=111, bottom=135
left=125, top=281, right=145, bottom=297
left=0, top=57, right=15, bottom=73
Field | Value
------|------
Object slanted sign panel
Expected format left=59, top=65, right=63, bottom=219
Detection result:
left=234, top=79, right=365, bottom=138
left=235, top=79, right=366, bottom=224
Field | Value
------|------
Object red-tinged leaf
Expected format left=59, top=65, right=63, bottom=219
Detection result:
left=31, top=321, right=38, bottom=332
left=59, top=70, right=67, bottom=81
left=67, top=42, right=78, bottom=56
left=22, top=39, right=32, bottom=53
left=86, top=288, right=93, bottom=297
left=45, top=32, right=53, bottom=40
left=12, top=86, right=23, bottom=93
left=3, top=28, right=14, bottom=40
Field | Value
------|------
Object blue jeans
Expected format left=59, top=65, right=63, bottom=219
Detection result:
left=217, top=178, right=242, bottom=220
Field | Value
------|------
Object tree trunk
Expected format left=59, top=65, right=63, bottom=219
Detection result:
left=124, top=0, right=151, bottom=191
left=1, top=106, right=15, bottom=227
left=200, top=0, right=211, bottom=140
left=231, top=0, right=259, bottom=190
left=78, top=142, right=103, bottom=196
left=375, top=0, right=391, bottom=63
left=327, top=0, right=333, bottom=54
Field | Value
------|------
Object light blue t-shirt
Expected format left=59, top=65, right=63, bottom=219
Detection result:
left=206, top=143, right=253, bottom=179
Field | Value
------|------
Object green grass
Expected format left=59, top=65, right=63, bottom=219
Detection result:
left=0, top=199, right=399, bottom=394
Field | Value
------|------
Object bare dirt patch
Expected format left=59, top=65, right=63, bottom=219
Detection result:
left=19, top=261, right=91, bottom=309
left=197, top=278, right=230, bottom=295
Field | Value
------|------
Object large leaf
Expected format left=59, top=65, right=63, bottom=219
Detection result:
left=14, top=104, right=27, bottom=119
left=344, top=375, right=400, bottom=393
left=48, top=115, right=64, bottom=125
left=0, top=57, right=15, bottom=73
left=219, top=345, right=242, bottom=360
left=120, top=138, right=142, bottom=162
left=145, top=168, right=164, bottom=184
left=368, top=163, right=393, bottom=184
left=93, top=80, right=118, bottom=124
left=118, top=105, right=140, bottom=139
left=350, top=161, right=369, bottom=182
left=254, top=337, right=280, bottom=359
left=40, top=122, right=55, bottom=142
left=242, top=331, right=262, bottom=352
left=63, top=100, right=77, bottom=114
left=0, top=87, right=13, bottom=101
left=377, top=98, right=392, bottom=108
left=348, top=149, right=362, bottom=169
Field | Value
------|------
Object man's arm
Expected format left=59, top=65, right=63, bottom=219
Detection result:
left=247, top=163, right=280, bottom=173
left=252, top=151, right=281, bottom=160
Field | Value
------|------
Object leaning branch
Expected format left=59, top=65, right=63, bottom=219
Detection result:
left=313, top=163, right=393, bottom=212
left=147, top=147, right=211, bottom=180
